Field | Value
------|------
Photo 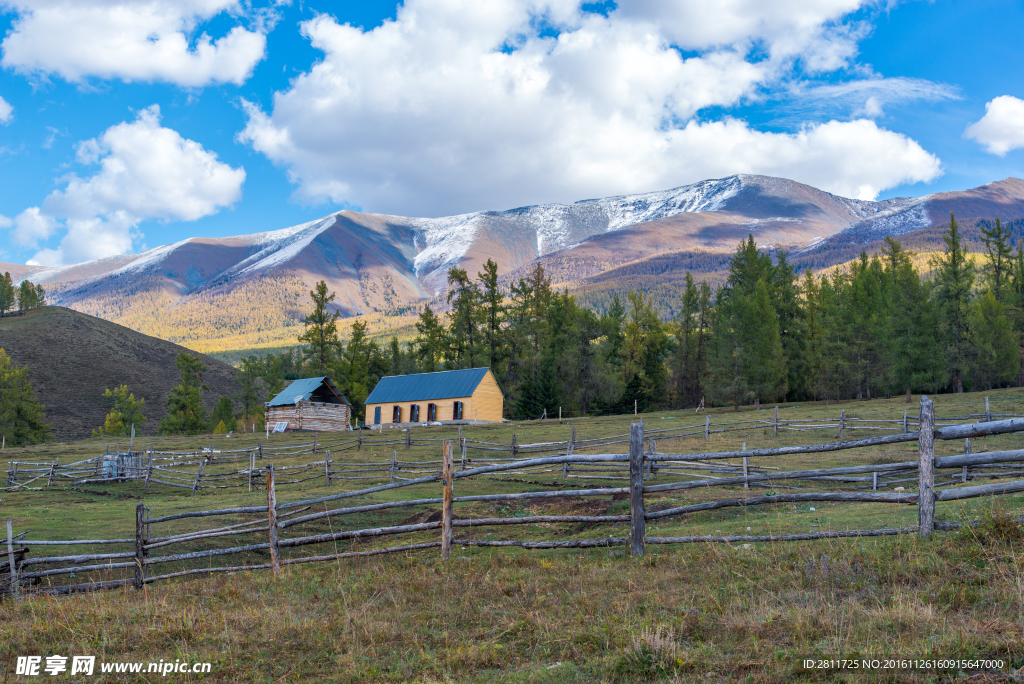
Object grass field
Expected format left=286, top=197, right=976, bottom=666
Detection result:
left=3, top=389, right=1024, bottom=682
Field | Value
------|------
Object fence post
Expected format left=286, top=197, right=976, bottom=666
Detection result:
left=46, top=461, right=56, bottom=487
left=247, top=452, right=254, bottom=492
left=460, top=436, right=466, bottom=471
left=774, top=406, right=778, bottom=436
left=441, top=440, right=453, bottom=561
left=511, top=434, right=517, bottom=458
left=963, top=438, right=971, bottom=483
left=313, top=432, right=318, bottom=455
left=266, top=465, right=282, bottom=576
left=742, top=442, right=749, bottom=489
left=985, top=397, right=991, bottom=422
left=629, top=423, right=645, bottom=558
left=6, top=520, right=17, bottom=599
left=918, top=396, right=935, bottom=538
left=563, top=425, right=575, bottom=478
left=872, top=471, right=878, bottom=491
left=704, top=416, right=710, bottom=441
left=134, top=503, right=146, bottom=590
left=190, top=461, right=205, bottom=496
left=325, top=449, right=332, bottom=486
left=390, top=451, right=397, bottom=484
left=903, top=410, right=908, bottom=434
left=406, top=427, right=412, bottom=450
left=357, top=428, right=362, bottom=452
left=838, top=410, right=844, bottom=439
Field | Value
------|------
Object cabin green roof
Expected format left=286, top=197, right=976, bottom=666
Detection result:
left=267, top=377, right=350, bottom=407
left=364, top=368, right=493, bottom=405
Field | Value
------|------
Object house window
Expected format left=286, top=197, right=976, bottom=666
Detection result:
left=427, top=403, right=436, bottom=421
left=410, top=404, right=420, bottom=422
left=392, top=406, right=402, bottom=423
left=373, top=406, right=381, bottom=424
left=453, top=401, right=463, bottom=420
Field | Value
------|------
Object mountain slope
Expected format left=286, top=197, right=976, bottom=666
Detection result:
left=0, top=307, right=240, bottom=440
left=7, top=174, right=1024, bottom=352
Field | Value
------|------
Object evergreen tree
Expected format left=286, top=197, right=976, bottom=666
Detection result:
left=414, top=306, right=447, bottom=372
left=210, top=396, right=237, bottom=432
left=932, top=213, right=975, bottom=393
left=94, top=385, right=147, bottom=437
left=969, top=289, right=1016, bottom=390
left=388, top=336, right=401, bottom=375
left=478, top=258, right=505, bottom=369
left=0, top=348, right=50, bottom=445
left=743, top=280, right=787, bottom=408
left=622, top=290, right=668, bottom=412
left=236, top=356, right=268, bottom=420
left=881, top=237, right=944, bottom=398
left=18, top=280, right=37, bottom=312
left=0, top=273, right=14, bottom=315
left=298, top=280, right=343, bottom=373
left=160, top=353, right=209, bottom=435
left=710, top=236, right=786, bottom=410
left=446, top=266, right=482, bottom=368
left=979, top=218, right=1014, bottom=302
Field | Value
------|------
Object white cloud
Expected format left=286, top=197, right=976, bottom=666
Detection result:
left=1, top=0, right=268, bottom=87
left=26, top=105, right=245, bottom=265
left=965, top=95, right=1024, bottom=156
left=10, top=207, right=57, bottom=247
left=240, top=0, right=941, bottom=216
left=0, top=96, right=12, bottom=123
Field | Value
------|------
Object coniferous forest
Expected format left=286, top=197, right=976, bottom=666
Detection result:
left=239, top=213, right=1024, bottom=424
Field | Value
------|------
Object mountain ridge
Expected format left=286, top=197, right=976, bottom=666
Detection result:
left=5, top=174, right=1024, bottom=353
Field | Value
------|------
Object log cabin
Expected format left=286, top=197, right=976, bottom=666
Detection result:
left=265, top=376, right=352, bottom=432
left=364, top=367, right=503, bottom=426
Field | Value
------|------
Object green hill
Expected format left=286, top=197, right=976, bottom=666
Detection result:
left=0, top=307, right=241, bottom=441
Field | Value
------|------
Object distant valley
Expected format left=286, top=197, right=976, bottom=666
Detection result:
left=5, top=174, right=1024, bottom=357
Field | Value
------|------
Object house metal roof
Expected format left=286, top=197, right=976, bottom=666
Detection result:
left=364, top=368, right=494, bottom=405
left=266, top=377, right=350, bottom=407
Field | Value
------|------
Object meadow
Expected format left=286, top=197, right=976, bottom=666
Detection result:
left=3, top=389, right=1024, bottom=682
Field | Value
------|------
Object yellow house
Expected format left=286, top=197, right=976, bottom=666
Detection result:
left=364, top=367, right=503, bottom=426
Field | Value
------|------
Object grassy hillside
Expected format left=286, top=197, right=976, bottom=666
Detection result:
left=3, top=389, right=1024, bottom=680
left=0, top=307, right=241, bottom=440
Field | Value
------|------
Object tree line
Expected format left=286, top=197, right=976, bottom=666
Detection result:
left=246, top=212, right=1020, bottom=423
left=0, top=274, right=46, bottom=315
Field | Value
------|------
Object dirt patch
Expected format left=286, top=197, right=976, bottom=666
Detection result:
left=611, top=492, right=629, bottom=502
left=398, top=509, right=450, bottom=525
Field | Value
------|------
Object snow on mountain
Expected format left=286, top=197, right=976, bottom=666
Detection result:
left=227, top=216, right=338, bottom=277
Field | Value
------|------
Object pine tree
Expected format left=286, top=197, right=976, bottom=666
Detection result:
left=0, top=273, right=15, bottom=315
left=446, top=266, right=482, bottom=368
left=0, top=348, right=50, bottom=445
left=743, top=280, right=787, bottom=408
left=414, top=306, right=447, bottom=372
left=160, top=353, right=209, bottom=435
left=298, top=280, right=343, bottom=373
left=969, top=289, right=1016, bottom=390
left=94, top=385, right=147, bottom=437
left=932, top=213, right=975, bottom=393
left=979, top=218, right=1014, bottom=302
left=210, top=396, right=236, bottom=432
left=478, top=258, right=504, bottom=369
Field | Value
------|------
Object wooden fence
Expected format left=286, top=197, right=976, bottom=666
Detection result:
left=4, top=397, right=1024, bottom=597
left=9, top=403, right=1017, bottom=494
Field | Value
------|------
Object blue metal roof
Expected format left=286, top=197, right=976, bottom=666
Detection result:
left=364, top=368, right=494, bottom=405
left=267, top=377, right=350, bottom=407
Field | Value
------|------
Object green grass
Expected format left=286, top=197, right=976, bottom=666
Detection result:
left=3, top=388, right=1024, bottom=681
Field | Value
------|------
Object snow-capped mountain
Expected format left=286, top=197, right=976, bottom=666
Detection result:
left=6, top=174, right=1024, bottom=354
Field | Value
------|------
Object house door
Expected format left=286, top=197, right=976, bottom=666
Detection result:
left=393, top=406, right=401, bottom=423
left=427, top=403, right=436, bottom=421
left=453, top=401, right=463, bottom=420
left=410, top=404, right=420, bottom=422
left=373, top=406, right=381, bottom=424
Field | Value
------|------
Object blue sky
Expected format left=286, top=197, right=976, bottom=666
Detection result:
left=0, top=0, right=1023, bottom=266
